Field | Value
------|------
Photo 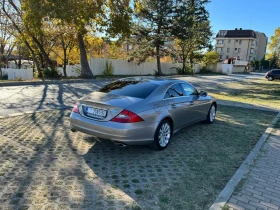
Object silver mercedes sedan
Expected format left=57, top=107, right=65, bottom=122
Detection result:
left=70, top=77, right=217, bottom=150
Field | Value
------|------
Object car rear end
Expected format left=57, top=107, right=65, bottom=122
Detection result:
left=70, top=79, right=160, bottom=145
left=265, top=70, right=272, bottom=79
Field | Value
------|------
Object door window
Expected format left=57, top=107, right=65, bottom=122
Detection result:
left=181, top=83, right=197, bottom=96
left=164, top=84, right=184, bottom=99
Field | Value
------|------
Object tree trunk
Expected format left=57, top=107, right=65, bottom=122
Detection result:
left=63, top=48, right=67, bottom=77
left=29, top=33, right=54, bottom=69
left=78, top=32, right=93, bottom=78
left=0, top=44, right=4, bottom=63
left=182, top=58, right=186, bottom=75
left=156, top=45, right=163, bottom=75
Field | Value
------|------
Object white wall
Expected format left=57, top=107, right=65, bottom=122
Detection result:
left=232, top=66, right=245, bottom=73
left=58, top=64, right=81, bottom=77
left=1, top=68, right=33, bottom=80
left=89, top=58, right=178, bottom=75
left=216, top=64, right=233, bottom=74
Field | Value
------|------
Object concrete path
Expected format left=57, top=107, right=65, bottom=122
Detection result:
left=227, top=123, right=280, bottom=210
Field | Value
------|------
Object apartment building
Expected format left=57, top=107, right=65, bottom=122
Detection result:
left=215, top=28, right=268, bottom=61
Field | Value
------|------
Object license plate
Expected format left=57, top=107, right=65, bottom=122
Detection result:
left=85, top=107, right=107, bottom=118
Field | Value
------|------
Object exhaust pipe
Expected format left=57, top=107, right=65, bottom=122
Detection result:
left=70, top=128, right=77, bottom=132
left=114, top=142, right=127, bottom=148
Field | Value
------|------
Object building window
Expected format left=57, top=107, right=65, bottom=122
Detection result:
left=249, top=56, right=253, bottom=61
left=239, top=40, right=242, bottom=44
left=236, top=40, right=238, bottom=43
left=238, top=48, right=241, bottom=53
left=250, top=48, right=254, bottom=54
left=228, top=40, right=231, bottom=43
left=220, top=31, right=226, bottom=36
left=216, top=48, right=223, bottom=53
left=235, top=48, right=237, bottom=51
left=220, top=55, right=223, bottom=60
left=227, top=48, right=230, bottom=53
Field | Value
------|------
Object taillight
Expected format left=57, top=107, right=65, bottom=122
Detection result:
left=72, top=102, right=80, bottom=113
left=111, top=110, right=144, bottom=123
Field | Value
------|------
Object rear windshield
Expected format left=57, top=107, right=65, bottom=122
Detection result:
left=99, top=80, right=159, bottom=99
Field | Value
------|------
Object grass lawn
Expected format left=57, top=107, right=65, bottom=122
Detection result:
left=209, top=78, right=280, bottom=110
left=153, top=106, right=275, bottom=210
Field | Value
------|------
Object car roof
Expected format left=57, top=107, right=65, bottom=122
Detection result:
left=118, top=76, right=189, bottom=86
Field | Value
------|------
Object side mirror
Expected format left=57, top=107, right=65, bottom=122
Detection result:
left=200, top=91, right=208, bottom=97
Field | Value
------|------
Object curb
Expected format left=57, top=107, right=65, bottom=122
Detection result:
left=0, top=75, right=179, bottom=87
left=0, top=106, right=72, bottom=119
left=209, top=111, right=280, bottom=210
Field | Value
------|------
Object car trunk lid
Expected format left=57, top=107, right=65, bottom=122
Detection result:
left=78, top=92, right=143, bottom=121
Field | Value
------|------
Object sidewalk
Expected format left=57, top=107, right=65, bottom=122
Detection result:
left=227, top=126, right=280, bottom=210
left=209, top=113, right=280, bottom=210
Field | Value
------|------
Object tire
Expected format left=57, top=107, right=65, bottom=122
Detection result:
left=205, top=104, right=216, bottom=124
left=150, top=119, right=172, bottom=150
left=267, top=76, right=274, bottom=81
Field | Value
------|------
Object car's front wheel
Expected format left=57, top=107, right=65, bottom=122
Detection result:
left=267, top=76, right=274, bottom=81
left=151, top=119, right=172, bottom=150
left=205, top=104, right=216, bottom=124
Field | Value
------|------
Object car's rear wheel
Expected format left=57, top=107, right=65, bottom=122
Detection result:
left=205, top=104, right=216, bottom=124
left=267, top=76, right=274, bottom=81
left=150, top=119, right=172, bottom=150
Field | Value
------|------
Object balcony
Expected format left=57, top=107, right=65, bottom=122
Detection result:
left=216, top=43, right=224, bottom=47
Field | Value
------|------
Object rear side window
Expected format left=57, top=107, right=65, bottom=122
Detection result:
left=273, top=70, right=280, bottom=74
left=99, top=80, right=159, bottom=99
left=164, top=84, right=184, bottom=99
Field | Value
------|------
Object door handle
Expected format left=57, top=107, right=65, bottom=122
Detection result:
left=171, top=104, right=177, bottom=109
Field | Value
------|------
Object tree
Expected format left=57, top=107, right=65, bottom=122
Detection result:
left=28, top=0, right=133, bottom=78
left=49, top=23, right=77, bottom=76
left=266, top=53, right=279, bottom=69
left=203, top=51, right=219, bottom=66
left=1, top=0, right=58, bottom=77
left=171, top=0, right=212, bottom=73
left=268, top=27, right=280, bottom=69
left=130, top=0, right=176, bottom=75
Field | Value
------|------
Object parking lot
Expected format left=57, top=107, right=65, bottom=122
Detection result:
left=0, top=105, right=275, bottom=210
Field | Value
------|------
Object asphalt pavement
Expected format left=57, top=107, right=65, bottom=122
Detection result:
left=0, top=73, right=266, bottom=117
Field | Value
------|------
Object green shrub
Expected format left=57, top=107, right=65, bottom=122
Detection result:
left=103, top=60, right=114, bottom=76
left=172, top=65, right=193, bottom=75
left=42, top=68, right=61, bottom=78
left=200, top=66, right=212, bottom=73
left=0, top=74, right=8, bottom=80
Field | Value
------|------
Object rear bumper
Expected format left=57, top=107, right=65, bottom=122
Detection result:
left=70, top=112, right=156, bottom=145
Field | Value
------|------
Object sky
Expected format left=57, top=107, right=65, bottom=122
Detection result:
left=207, top=0, right=280, bottom=41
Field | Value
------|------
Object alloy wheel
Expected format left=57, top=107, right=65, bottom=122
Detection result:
left=158, top=123, right=171, bottom=147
